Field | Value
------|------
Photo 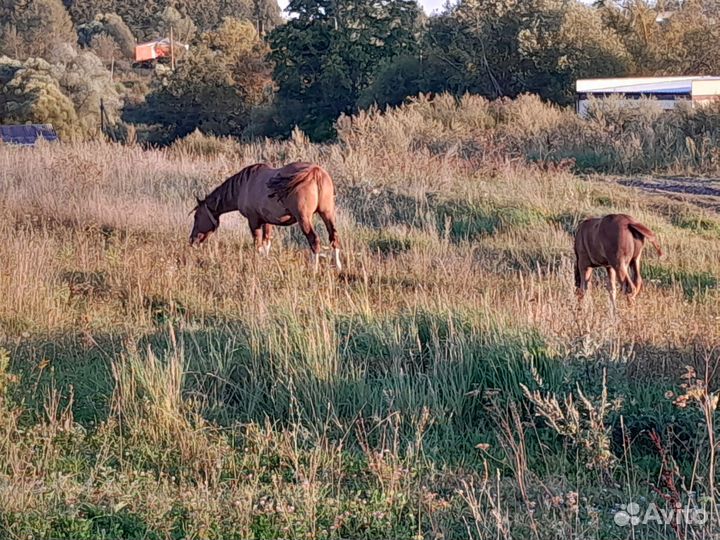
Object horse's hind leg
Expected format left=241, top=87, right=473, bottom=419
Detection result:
left=630, top=257, right=642, bottom=299
left=617, top=263, right=636, bottom=303
left=319, top=210, right=341, bottom=271
left=298, top=216, right=320, bottom=271
left=606, top=266, right=618, bottom=312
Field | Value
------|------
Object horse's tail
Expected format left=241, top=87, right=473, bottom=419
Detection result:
left=628, top=221, right=663, bottom=257
left=269, top=164, right=331, bottom=201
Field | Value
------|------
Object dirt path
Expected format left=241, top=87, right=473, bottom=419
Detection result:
left=612, top=175, right=720, bottom=212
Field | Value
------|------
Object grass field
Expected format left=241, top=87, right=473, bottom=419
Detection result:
left=1, top=96, right=720, bottom=539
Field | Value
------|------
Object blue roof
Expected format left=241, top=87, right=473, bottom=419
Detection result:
left=0, top=124, right=59, bottom=145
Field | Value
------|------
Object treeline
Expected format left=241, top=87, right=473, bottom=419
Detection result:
left=1, top=0, right=720, bottom=143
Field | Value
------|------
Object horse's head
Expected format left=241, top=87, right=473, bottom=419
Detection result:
left=189, top=197, right=219, bottom=246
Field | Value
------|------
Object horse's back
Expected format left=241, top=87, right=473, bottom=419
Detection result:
left=576, top=214, right=643, bottom=266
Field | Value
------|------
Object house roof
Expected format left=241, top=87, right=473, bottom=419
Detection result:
left=0, top=124, right=59, bottom=145
left=577, top=77, right=720, bottom=95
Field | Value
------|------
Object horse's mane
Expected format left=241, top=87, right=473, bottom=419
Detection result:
left=201, top=163, right=269, bottom=210
left=268, top=163, right=321, bottom=201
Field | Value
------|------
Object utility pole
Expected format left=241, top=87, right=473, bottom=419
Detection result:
left=100, top=98, right=105, bottom=139
left=170, top=25, right=175, bottom=71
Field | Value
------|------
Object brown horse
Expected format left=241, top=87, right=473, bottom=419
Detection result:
left=574, top=213, right=663, bottom=307
left=189, top=162, right=341, bottom=270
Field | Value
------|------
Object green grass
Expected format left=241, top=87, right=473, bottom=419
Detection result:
left=644, top=263, right=719, bottom=299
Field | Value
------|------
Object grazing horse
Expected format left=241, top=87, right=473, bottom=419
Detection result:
left=574, top=214, right=663, bottom=307
left=189, top=162, right=341, bottom=270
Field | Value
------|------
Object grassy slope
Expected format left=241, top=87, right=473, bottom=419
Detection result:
left=1, top=99, right=720, bottom=539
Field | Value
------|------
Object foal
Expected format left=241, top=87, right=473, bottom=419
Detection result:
left=189, top=162, right=341, bottom=270
left=574, top=214, right=663, bottom=307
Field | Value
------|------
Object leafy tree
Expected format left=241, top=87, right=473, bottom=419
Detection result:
left=357, top=54, right=450, bottom=109
left=600, top=0, right=720, bottom=76
left=9, top=0, right=77, bottom=59
left=0, top=49, right=121, bottom=140
left=66, top=0, right=117, bottom=26
left=0, top=24, right=23, bottom=59
left=268, top=0, right=422, bottom=139
left=180, top=0, right=283, bottom=33
left=0, top=56, right=80, bottom=140
left=156, top=6, right=197, bottom=43
left=54, top=48, right=123, bottom=136
left=67, top=0, right=282, bottom=37
left=89, top=32, right=120, bottom=66
left=515, top=0, right=632, bottom=103
left=77, top=12, right=135, bottom=58
left=425, top=0, right=631, bottom=104
left=132, top=18, right=272, bottom=140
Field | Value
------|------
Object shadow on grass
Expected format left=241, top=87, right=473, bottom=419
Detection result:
left=10, top=311, right=713, bottom=478
left=8, top=311, right=564, bottom=461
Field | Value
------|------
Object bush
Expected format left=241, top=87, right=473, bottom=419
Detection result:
left=169, top=129, right=241, bottom=158
left=341, top=91, right=720, bottom=174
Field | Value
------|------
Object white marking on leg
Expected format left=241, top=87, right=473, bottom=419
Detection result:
left=333, top=248, right=342, bottom=271
left=265, top=240, right=271, bottom=256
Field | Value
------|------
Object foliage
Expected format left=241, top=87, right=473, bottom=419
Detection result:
left=2, top=0, right=77, bottom=60
left=421, top=0, right=631, bottom=105
left=267, top=0, right=423, bottom=139
left=133, top=18, right=272, bottom=141
left=54, top=48, right=123, bottom=136
left=77, top=12, right=136, bottom=59
left=156, top=6, right=196, bottom=44
left=357, top=54, right=451, bottom=110
left=0, top=56, right=80, bottom=140
left=0, top=51, right=121, bottom=141
left=600, top=0, right=720, bottom=75
left=66, top=0, right=282, bottom=38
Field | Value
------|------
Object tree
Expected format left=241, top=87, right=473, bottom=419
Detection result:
left=55, top=49, right=123, bottom=136
left=424, top=0, right=631, bottom=104
left=132, top=18, right=272, bottom=140
left=67, top=0, right=117, bottom=26
left=90, top=32, right=121, bottom=67
left=357, top=54, right=450, bottom=109
left=0, top=24, right=23, bottom=59
left=10, top=0, right=77, bottom=59
left=156, top=6, right=196, bottom=43
left=268, top=0, right=423, bottom=139
left=0, top=56, right=81, bottom=140
left=515, top=0, right=632, bottom=103
left=599, top=0, right=720, bottom=76
left=78, top=13, right=135, bottom=59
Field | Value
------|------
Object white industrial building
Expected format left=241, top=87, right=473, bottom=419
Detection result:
left=575, top=76, right=720, bottom=116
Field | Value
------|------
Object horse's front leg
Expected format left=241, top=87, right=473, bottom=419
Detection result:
left=249, top=221, right=264, bottom=254
left=262, top=223, right=274, bottom=256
